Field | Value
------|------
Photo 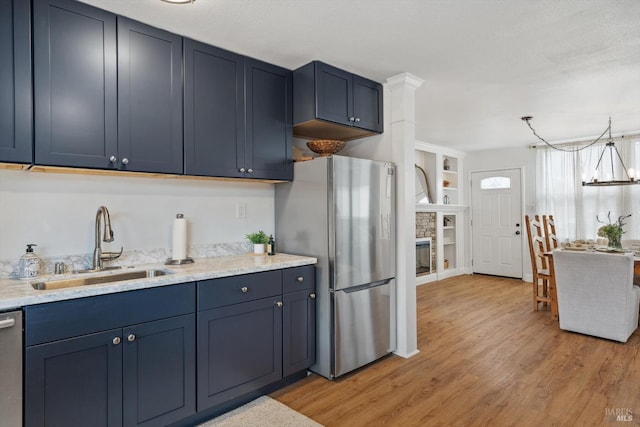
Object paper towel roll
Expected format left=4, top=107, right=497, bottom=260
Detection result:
left=172, top=214, right=187, bottom=261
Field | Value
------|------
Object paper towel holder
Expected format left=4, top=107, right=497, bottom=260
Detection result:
left=165, top=213, right=194, bottom=265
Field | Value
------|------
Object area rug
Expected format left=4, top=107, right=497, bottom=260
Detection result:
left=198, top=396, right=323, bottom=427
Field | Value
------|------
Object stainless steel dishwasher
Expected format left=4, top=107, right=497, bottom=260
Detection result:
left=0, top=310, right=22, bottom=427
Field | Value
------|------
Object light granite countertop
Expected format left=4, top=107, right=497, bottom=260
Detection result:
left=0, top=253, right=317, bottom=311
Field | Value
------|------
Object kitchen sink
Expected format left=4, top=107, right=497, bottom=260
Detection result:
left=31, top=269, right=173, bottom=291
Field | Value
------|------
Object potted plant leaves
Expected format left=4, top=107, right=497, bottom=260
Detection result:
left=246, top=230, right=269, bottom=254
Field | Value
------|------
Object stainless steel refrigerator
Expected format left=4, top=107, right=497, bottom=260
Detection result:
left=275, top=155, right=396, bottom=379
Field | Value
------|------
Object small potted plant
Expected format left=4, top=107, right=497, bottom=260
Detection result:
left=246, top=231, right=268, bottom=254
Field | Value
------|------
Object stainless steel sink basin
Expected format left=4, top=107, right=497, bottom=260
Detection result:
left=31, top=269, right=173, bottom=291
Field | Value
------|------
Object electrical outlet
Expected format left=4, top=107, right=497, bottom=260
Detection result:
left=236, top=202, right=247, bottom=219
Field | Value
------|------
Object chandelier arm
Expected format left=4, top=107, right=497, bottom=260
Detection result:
left=590, top=145, right=609, bottom=182
left=524, top=118, right=609, bottom=152
left=612, top=144, right=631, bottom=180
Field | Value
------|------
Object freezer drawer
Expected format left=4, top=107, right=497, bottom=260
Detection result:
left=333, top=279, right=396, bottom=377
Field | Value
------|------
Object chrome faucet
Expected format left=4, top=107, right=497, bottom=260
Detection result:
left=92, top=206, right=123, bottom=270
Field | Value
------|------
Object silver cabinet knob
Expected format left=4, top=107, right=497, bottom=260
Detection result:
left=297, top=276, right=304, bottom=283
left=355, top=117, right=361, bottom=123
left=276, top=301, right=283, bottom=307
left=310, top=293, right=316, bottom=299
left=247, top=168, right=253, bottom=173
left=121, top=158, right=129, bottom=165
left=113, top=337, right=121, bottom=345
left=109, top=156, right=117, bottom=163
left=127, top=334, right=136, bottom=342
left=239, top=167, right=246, bottom=173
left=348, top=117, right=355, bottom=122
left=241, top=286, right=248, bottom=293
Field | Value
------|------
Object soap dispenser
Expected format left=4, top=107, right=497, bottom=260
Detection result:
left=20, top=244, right=41, bottom=279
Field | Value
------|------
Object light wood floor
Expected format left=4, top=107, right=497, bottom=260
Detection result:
left=271, top=274, right=640, bottom=426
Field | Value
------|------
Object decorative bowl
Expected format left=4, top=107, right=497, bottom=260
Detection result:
left=306, top=140, right=346, bottom=157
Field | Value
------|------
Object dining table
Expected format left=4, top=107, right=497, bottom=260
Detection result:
left=544, top=248, right=640, bottom=322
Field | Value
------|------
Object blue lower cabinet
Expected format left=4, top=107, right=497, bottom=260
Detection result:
left=197, top=297, right=282, bottom=410
left=123, top=314, right=196, bottom=427
left=283, top=289, right=316, bottom=377
left=196, top=266, right=315, bottom=412
left=24, top=284, right=196, bottom=427
left=23, top=268, right=315, bottom=425
left=25, top=329, right=124, bottom=427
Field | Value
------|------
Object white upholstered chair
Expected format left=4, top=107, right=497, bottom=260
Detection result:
left=552, top=250, right=640, bottom=342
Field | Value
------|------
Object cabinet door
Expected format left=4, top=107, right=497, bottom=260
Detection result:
left=33, top=0, right=117, bottom=169
left=117, top=17, right=183, bottom=174
left=283, top=289, right=316, bottom=377
left=123, top=314, right=195, bottom=427
left=197, top=298, right=282, bottom=410
left=25, top=329, right=123, bottom=427
left=184, top=39, right=245, bottom=178
left=353, top=75, right=383, bottom=133
left=315, top=62, right=353, bottom=127
left=245, top=58, right=293, bottom=180
left=0, top=0, right=31, bottom=164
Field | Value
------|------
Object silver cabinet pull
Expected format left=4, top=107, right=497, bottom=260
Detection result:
left=241, top=286, right=248, bottom=293
left=297, top=276, right=304, bottom=283
left=355, top=117, right=361, bottom=123
left=310, top=293, right=316, bottom=299
left=247, top=168, right=253, bottom=173
left=121, top=158, right=129, bottom=165
left=239, top=167, right=246, bottom=173
left=348, top=117, right=355, bottom=122
left=113, top=337, right=121, bottom=345
left=127, top=334, right=136, bottom=342
left=109, top=156, right=117, bottom=163
left=276, top=301, right=283, bottom=307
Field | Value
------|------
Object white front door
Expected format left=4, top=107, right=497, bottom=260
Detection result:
left=471, top=169, right=523, bottom=278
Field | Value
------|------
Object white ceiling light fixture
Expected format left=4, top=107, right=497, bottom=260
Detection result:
left=521, top=116, right=639, bottom=187
left=160, top=0, right=195, bottom=4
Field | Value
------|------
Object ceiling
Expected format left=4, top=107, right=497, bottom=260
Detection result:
left=78, top=0, right=640, bottom=152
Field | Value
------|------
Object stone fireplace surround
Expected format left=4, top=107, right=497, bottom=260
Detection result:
left=416, top=212, right=437, bottom=274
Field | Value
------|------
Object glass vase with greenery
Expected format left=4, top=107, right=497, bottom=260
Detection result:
left=597, top=212, right=631, bottom=250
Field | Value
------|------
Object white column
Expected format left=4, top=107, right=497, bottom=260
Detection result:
left=386, top=73, right=423, bottom=358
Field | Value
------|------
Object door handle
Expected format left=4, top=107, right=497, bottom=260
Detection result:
left=0, top=318, right=15, bottom=329
left=515, top=231, right=521, bottom=235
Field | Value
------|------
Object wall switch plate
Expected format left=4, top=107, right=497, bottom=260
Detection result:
left=236, top=202, right=247, bottom=219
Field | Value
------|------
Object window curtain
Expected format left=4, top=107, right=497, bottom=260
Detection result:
left=536, top=134, right=640, bottom=242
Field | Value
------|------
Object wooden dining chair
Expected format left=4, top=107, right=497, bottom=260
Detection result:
left=543, top=214, right=559, bottom=251
left=525, top=214, right=552, bottom=311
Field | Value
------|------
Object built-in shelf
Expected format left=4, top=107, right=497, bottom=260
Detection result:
left=415, top=141, right=466, bottom=284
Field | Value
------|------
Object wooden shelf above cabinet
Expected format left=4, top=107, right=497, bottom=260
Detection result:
left=293, top=119, right=377, bottom=142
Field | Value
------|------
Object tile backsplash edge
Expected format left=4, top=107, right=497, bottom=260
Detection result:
left=0, top=241, right=253, bottom=279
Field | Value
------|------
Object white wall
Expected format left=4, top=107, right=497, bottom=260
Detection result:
left=463, top=146, right=536, bottom=280
left=0, top=169, right=274, bottom=260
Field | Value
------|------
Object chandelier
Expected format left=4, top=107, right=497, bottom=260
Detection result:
left=521, top=116, right=638, bottom=187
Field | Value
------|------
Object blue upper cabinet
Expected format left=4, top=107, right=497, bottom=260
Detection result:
left=184, top=40, right=246, bottom=178
left=33, top=0, right=118, bottom=169
left=33, top=0, right=183, bottom=174
left=184, top=40, right=292, bottom=181
left=0, top=0, right=32, bottom=164
left=293, top=61, right=383, bottom=142
left=117, top=17, right=183, bottom=174
left=245, top=58, right=293, bottom=181
left=32, top=0, right=291, bottom=179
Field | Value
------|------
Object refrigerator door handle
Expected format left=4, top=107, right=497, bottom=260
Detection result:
left=340, top=279, right=392, bottom=294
